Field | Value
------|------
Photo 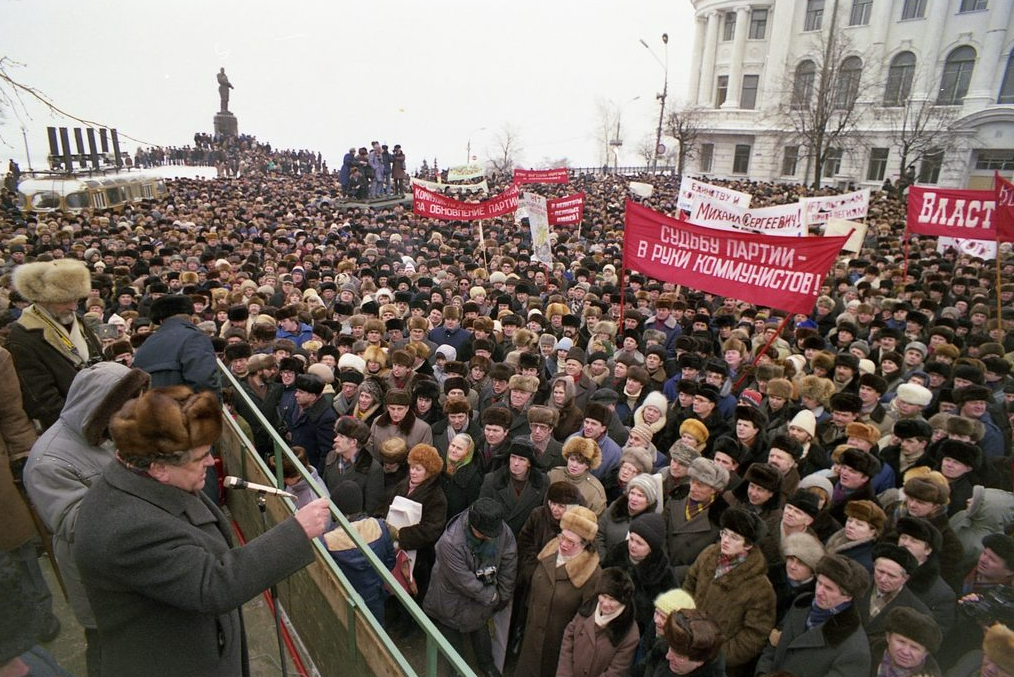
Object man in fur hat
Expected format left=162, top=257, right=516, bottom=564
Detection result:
left=73, top=386, right=332, bottom=677
left=8, top=260, right=102, bottom=430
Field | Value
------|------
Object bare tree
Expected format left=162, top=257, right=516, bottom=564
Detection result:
left=486, top=123, right=523, bottom=177
left=636, top=135, right=656, bottom=166
left=592, top=97, right=617, bottom=166
left=665, top=106, right=703, bottom=178
left=537, top=157, right=569, bottom=169
left=885, top=98, right=962, bottom=184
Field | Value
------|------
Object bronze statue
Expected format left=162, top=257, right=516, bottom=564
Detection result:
left=217, top=68, right=233, bottom=113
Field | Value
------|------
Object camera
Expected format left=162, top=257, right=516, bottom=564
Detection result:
left=474, top=566, right=498, bottom=586
left=961, top=585, right=1014, bottom=626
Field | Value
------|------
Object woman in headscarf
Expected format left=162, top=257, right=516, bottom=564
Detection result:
left=557, top=568, right=639, bottom=677
left=548, top=375, right=585, bottom=442
left=352, top=377, right=384, bottom=428
left=439, top=433, right=483, bottom=521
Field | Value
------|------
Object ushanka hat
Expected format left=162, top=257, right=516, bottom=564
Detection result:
left=560, top=505, right=598, bottom=542
left=13, top=259, right=90, bottom=303
left=885, top=607, right=942, bottom=653
left=110, top=386, right=222, bottom=461
left=816, top=553, right=870, bottom=599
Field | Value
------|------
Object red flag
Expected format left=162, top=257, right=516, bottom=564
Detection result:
left=513, top=168, right=569, bottom=184
left=547, top=193, right=585, bottom=225
left=624, top=201, right=848, bottom=315
left=412, top=183, right=519, bottom=221
left=907, top=185, right=997, bottom=241
left=993, top=171, right=1014, bottom=242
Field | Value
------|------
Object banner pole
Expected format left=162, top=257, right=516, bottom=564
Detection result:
left=618, top=224, right=628, bottom=323
left=899, top=231, right=910, bottom=297
left=732, top=313, right=792, bottom=394
left=478, top=219, right=490, bottom=277
left=996, top=231, right=1004, bottom=345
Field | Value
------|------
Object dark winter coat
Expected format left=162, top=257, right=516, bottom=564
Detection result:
left=516, top=505, right=562, bottom=588
left=768, top=565, right=816, bottom=625
left=235, top=378, right=282, bottom=459
left=321, top=448, right=385, bottom=515
left=663, top=494, right=727, bottom=570
left=439, top=459, right=484, bottom=521
left=630, top=638, right=726, bottom=677
left=905, top=555, right=956, bottom=635
left=557, top=597, right=639, bottom=677
left=287, top=395, right=338, bottom=471
left=132, top=316, right=221, bottom=394
left=479, top=465, right=548, bottom=537
left=74, top=460, right=314, bottom=677
left=380, top=473, right=447, bottom=552
left=595, top=495, right=655, bottom=558
left=755, top=594, right=871, bottom=677
left=684, top=544, right=775, bottom=672
left=603, top=542, right=678, bottom=637
left=533, top=436, right=566, bottom=472
left=322, top=515, right=395, bottom=624
left=856, top=584, right=931, bottom=648
left=0, top=347, right=39, bottom=552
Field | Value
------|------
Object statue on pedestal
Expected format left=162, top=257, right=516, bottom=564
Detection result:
left=217, top=68, right=234, bottom=113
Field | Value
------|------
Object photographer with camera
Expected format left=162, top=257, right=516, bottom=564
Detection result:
left=423, top=497, right=517, bottom=677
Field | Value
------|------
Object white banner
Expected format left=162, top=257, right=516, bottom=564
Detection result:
left=677, top=177, right=752, bottom=212
left=410, top=177, right=488, bottom=194
left=800, top=189, right=870, bottom=228
left=518, top=192, right=553, bottom=265
left=825, top=217, right=867, bottom=253
left=938, top=236, right=998, bottom=259
left=688, top=194, right=805, bottom=237
left=629, top=181, right=654, bottom=198
left=446, top=164, right=485, bottom=182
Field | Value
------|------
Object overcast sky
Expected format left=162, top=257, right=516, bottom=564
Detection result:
left=0, top=0, right=695, bottom=174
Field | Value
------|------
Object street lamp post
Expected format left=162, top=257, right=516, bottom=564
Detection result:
left=466, top=126, right=486, bottom=165
left=640, top=33, right=669, bottom=173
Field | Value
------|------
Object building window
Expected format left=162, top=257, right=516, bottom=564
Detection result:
left=749, top=9, right=768, bottom=39
left=867, top=148, right=890, bottom=181
left=823, top=148, right=843, bottom=177
left=733, top=145, right=752, bottom=174
left=975, top=150, right=1014, bottom=171
left=901, top=0, right=926, bottom=19
left=792, top=60, right=817, bottom=109
left=959, top=0, right=988, bottom=11
left=782, top=146, right=800, bottom=176
left=999, top=52, right=1014, bottom=104
left=805, top=0, right=824, bottom=31
left=850, top=0, right=873, bottom=26
left=918, top=149, right=944, bottom=183
left=884, top=51, right=916, bottom=106
left=938, top=46, right=976, bottom=105
left=700, top=143, right=715, bottom=172
left=835, top=56, right=863, bottom=109
left=723, top=12, right=736, bottom=41
left=716, top=76, right=729, bottom=107
left=741, top=75, right=760, bottom=109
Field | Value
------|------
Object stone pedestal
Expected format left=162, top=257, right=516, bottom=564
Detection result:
left=214, top=112, right=238, bottom=137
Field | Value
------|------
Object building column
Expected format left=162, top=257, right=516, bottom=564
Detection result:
left=865, top=0, right=896, bottom=93
left=721, top=6, right=752, bottom=108
left=912, top=10, right=951, bottom=100
left=964, top=2, right=1014, bottom=108
left=687, top=15, right=707, bottom=106
left=761, top=0, right=795, bottom=113
left=697, top=11, right=721, bottom=107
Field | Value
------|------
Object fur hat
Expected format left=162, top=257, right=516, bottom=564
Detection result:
left=786, top=489, right=821, bottom=519
left=721, top=507, right=766, bottom=544
left=873, top=542, right=919, bottom=575
left=279, top=356, right=305, bottom=374
left=799, top=376, right=835, bottom=406
left=893, top=418, right=933, bottom=441
left=560, top=505, right=598, bottom=542
left=619, top=447, right=654, bottom=475
left=334, top=416, right=370, bottom=445
left=766, top=378, right=794, bottom=401
left=224, top=343, right=253, bottom=361
left=547, top=481, right=584, bottom=506
left=945, top=415, right=984, bottom=442
left=885, top=607, right=942, bottom=653
left=481, top=406, right=513, bottom=430
left=844, top=499, right=887, bottom=533
left=407, top=443, right=443, bottom=477
left=845, top=422, right=881, bottom=446
left=506, top=438, right=537, bottom=463
left=938, top=439, right=980, bottom=468
left=896, top=383, right=933, bottom=407
left=679, top=419, right=709, bottom=445
left=982, top=534, right=1014, bottom=571
left=509, top=374, right=540, bottom=394
left=735, top=404, right=767, bottom=430
left=150, top=295, right=195, bottom=323
left=840, top=447, right=881, bottom=478
left=385, top=388, right=411, bottom=406
left=562, top=437, right=602, bottom=469
left=443, top=396, right=471, bottom=415
left=781, top=532, right=825, bottom=570
left=811, top=351, right=836, bottom=374
left=904, top=470, right=950, bottom=505
left=378, top=437, right=408, bottom=464
left=953, top=384, right=993, bottom=405
left=687, top=457, right=729, bottom=490
left=744, top=462, right=781, bottom=494
left=70, top=363, right=151, bottom=446
left=829, top=392, right=862, bottom=414
left=111, top=386, right=222, bottom=459
left=294, top=374, right=324, bottom=395
left=13, top=259, right=91, bottom=303
left=669, top=441, right=701, bottom=467
left=527, top=405, right=559, bottom=427
left=363, top=345, right=387, bottom=367
left=816, top=553, right=870, bottom=599
left=895, top=516, right=942, bottom=552
left=583, top=401, right=611, bottom=426
left=390, top=349, right=414, bottom=368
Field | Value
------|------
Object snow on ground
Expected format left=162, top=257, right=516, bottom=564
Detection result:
left=144, top=165, right=218, bottom=180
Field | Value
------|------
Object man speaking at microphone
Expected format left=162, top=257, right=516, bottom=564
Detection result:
left=73, top=385, right=331, bottom=677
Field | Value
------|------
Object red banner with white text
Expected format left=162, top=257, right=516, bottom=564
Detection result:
left=993, top=172, right=1014, bottom=242
left=412, top=183, right=519, bottom=221
left=906, top=186, right=997, bottom=241
left=623, top=201, right=849, bottom=314
left=513, top=168, right=569, bottom=184
left=547, top=193, right=585, bottom=225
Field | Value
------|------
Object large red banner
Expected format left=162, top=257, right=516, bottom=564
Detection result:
left=624, top=201, right=849, bottom=315
left=547, top=193, right=585, bottom=225
left=513, top=168, right=569, bottom=184
left=412, top=183, right=519, bottom=221
left=906, top=186, right=997, bottom=241
left=993, top=172, right=1014, bottom=242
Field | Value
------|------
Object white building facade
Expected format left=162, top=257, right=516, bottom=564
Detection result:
left=686, top=0, right=1014, bottom=189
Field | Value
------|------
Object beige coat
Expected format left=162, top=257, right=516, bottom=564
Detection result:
left=0, top=347, right=39, bottom=551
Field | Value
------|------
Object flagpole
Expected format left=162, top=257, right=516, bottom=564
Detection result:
left=478, top=219, right=490, bottom=277
left=618, top=209, right=628, bottom=324
left=900, top=231, right=910, bottom=297
left=732, top=313, right=792, bottom=394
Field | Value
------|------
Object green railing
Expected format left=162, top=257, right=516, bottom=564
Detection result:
left=218, top=361, right=475, bottom=677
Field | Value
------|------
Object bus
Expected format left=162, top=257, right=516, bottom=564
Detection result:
left=16, top=170, right=168, bottom=213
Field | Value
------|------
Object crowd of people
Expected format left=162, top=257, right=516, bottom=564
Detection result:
left=0, top=152, right=1013, bottom=677
left=130, top=132, right=328, bottom=178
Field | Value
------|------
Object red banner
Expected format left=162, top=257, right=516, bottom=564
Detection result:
left=513, top=168, right=569, bottom=184
left=623, top=201, right=849, bottom=315
left=906, top=186, right=997, bottom=241
left=993, top=172, right=1014, bottom=242
left=547, top=193, right=585, bottom=225
left=412, top=183, right=519, bottom=221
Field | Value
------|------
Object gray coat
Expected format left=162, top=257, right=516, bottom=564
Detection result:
left=422, top=512, right=517, bottom=633
left=74, top=460, right=314, bottom=677
left=755, top=594, right=871, bottom=677
left=24, top=362, right=145, bottom=628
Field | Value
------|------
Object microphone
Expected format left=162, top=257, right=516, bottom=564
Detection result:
left=223, top=476, right=298, bottom=500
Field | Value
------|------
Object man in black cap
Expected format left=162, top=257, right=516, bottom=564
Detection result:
left=133, top=293, right=220, bottom=396
left=286, top=374, right=337, bottom=471
left=479, top=439, right=548, bottom=538
left=857, top=543, right=931, bottom=649
left=817, top=391, right=863, bottom=449
left=894, top=516, right=955, bottom=635
left=422, top=497, right=517, bottom=677
left=880, top=418, right=934, bottom=484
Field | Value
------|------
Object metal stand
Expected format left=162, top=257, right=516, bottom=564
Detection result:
left=257, top=495, right=288, bottom=677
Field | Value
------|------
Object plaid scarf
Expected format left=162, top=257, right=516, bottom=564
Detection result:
left=714, top=551, right=748, bottom=579
left=685, top=495, right=715, bottom=521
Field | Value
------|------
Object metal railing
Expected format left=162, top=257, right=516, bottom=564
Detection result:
left=218, top=361, right=474, bottom=677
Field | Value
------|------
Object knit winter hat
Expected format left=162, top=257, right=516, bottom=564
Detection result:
left=653, top=588, right=696, bottom=615
left=629, top=512, right=666, bottom=554
left=627, top=473, right=659, bottom=507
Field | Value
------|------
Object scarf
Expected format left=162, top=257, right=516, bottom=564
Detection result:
left=869, top=587, right=901, bottom=619
left=466, top=517, right=499, bottom=566
left=19, top=304, right=92, bottom=367
left=876, top=649, right=923, bottom=677
left=899, top=447, right=924, bottom=473
left=446, top=447, right=473, bottom=476
left=715, top=551, right=748, bottom=579
left=807, top=599, right=851, bottom=630
left=557, top=548, right=580, bottom=567
left=594, top=600, right=627, bottom=628
left=685, top=495, right=715, bottom=521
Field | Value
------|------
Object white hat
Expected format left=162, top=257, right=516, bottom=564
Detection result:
left=789, top=409, right=817, bottom=438
left=896, top=383, right=932, bottom=407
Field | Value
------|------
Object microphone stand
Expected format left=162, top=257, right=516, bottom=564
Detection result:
left=257, top=495, right=288, bottom=677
